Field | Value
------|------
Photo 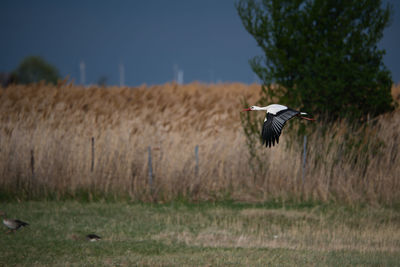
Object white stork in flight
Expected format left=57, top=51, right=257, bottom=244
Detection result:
left=242, top=104, right=315, bottom=147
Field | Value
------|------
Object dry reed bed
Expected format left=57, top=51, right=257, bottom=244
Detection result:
left=0, top=82, right=399, bottom=204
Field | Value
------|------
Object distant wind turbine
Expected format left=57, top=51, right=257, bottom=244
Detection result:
left=80, top=61, right=86, bottom=85
left=119, top=63, right=125, bottom=87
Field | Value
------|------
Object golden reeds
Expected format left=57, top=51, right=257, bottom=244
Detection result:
left=0, top=81, right=399, bottom=204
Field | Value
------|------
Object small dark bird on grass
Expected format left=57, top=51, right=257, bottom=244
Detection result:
left=0, top=211, right=29, bottom=233
left=86, top=234, right=101, bottom=242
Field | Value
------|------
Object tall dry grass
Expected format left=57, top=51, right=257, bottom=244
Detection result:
left=0, top=81, right=399, bottom=204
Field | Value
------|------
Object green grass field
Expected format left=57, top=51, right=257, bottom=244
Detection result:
left=1, top=201, right=399, bottom=266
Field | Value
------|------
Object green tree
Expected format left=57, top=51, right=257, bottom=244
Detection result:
left=13, top=56, right=60, bottom=85
left=236, top=0, right=394, bottom=121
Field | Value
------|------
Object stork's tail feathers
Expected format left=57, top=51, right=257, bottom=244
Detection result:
left=299, top=112, right=316, bottom=121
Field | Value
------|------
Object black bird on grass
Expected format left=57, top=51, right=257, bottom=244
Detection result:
left=86, top=234, right=101, bottom=242
left=0, top=211, right=29, bottom=233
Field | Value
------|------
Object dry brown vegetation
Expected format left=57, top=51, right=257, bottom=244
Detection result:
left=0, top=82, right=399, bottom=204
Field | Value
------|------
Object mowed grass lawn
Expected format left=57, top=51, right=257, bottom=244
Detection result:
left=1, top=201, right=399, bottom=266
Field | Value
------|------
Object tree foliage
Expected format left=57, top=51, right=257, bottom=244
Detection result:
left=236, top=0, right=394, bottom=121
left=13, top=56, right=60, bottom=85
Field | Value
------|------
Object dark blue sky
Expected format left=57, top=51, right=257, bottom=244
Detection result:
left=1, top=0, right=399, bottom=86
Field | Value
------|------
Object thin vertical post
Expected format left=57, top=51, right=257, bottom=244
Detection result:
left=177, top=70, right=184, bottom=84
left=80, top=61, right=86, bottom=85
left=119, top=63, right=125, bottom=87
left=302, top=135, right=307, bottom=184
left=194, top=145, right=199, bottom=177
left=30, top=149, right=35, bottom=179
left=148, top=146, right=153, bottom=190
left=91, top=137, right=95, bottom=172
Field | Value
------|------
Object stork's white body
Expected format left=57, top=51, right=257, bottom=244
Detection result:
left=264, top=104, right=288, bottom=115
left=247, top=104, right=286, bottom=113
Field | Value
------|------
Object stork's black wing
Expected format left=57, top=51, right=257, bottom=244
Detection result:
left=261, top=109, right=299, bottom=147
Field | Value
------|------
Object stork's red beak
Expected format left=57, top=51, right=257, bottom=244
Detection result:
left=242, top=108, right=251, bottom=112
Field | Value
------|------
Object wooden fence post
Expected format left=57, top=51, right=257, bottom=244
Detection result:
left=195, top=145, right=199, bottom=177
left=302, top=135, right=307, bottom=184
left=91, top=137, right=95, bottom=172
left=148, top=146, right=153, bottom=191
left=30, top=149, right=35, bottom=180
